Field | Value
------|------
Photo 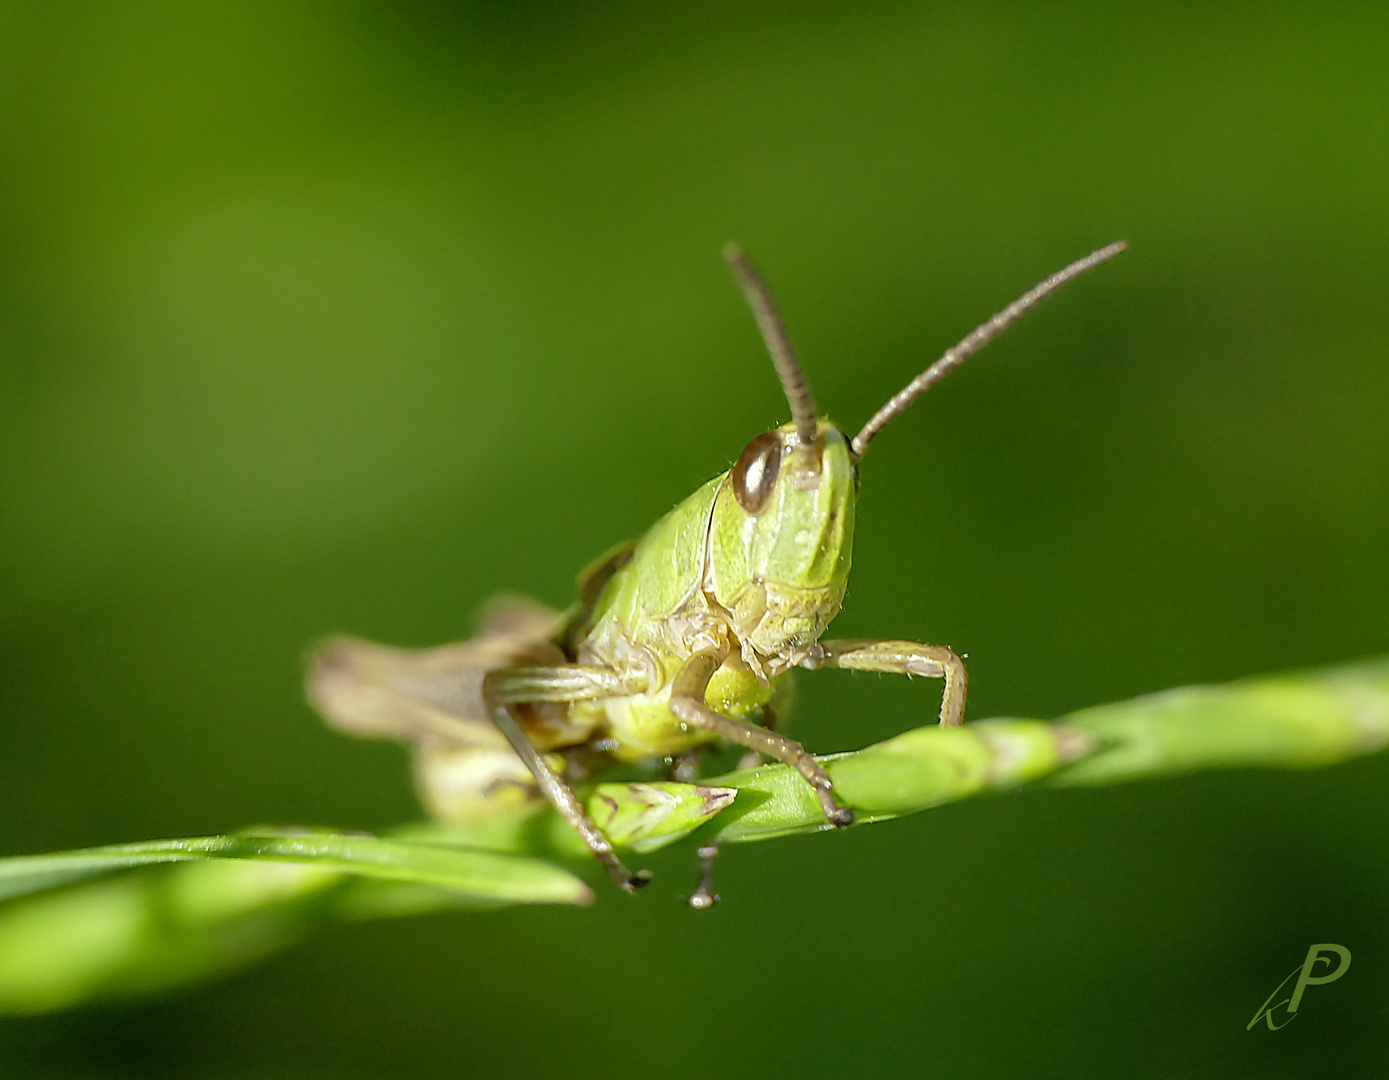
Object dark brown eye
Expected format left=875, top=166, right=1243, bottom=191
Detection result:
left=731, top=432, right=782, bottom=515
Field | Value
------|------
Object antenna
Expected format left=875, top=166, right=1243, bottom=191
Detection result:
left=724, top=244, right=820, bottom=447
left=851, top=241, right=1127, bottom=457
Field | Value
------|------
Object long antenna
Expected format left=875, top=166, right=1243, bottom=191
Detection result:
left=724, top=244, right=819, bottom=447
left=851, top=241, right=1127, bottom=457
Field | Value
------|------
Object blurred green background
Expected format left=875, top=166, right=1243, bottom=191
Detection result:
left=2, top=2, right=1387, bottom=1076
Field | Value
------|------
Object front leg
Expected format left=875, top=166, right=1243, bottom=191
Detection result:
left=668, top=648, right=855, bottom=826
left=800, top=639, right=968, bottom=727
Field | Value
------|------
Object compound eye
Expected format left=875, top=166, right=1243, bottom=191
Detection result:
left=731, top=432, right=782, bottom=515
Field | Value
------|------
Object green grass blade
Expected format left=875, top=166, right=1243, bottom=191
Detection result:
left=0, top=858, right=337, bottom=1013
left=1047, top=657, right=1389, bottom=785
left=2, top=656, right=1386, bottom=1014
left=0, top=831, right=591, bottom=906
left=701, top=718, right=1090, bottom=842
left=0, top=833, right=590, bottom=1014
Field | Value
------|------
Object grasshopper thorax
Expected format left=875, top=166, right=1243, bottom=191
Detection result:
left=706, top=419, right=856, bottom=663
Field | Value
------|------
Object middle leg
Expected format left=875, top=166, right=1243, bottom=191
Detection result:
left=672, top=684, right=785, bottom=911
left=483, top=664, right=650, bottom=893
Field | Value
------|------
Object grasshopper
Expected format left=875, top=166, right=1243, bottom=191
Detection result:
left=308, top=241, right=1125, bottom=905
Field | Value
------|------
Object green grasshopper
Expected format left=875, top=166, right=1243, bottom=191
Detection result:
left=308, top=241, right=1125, bottom=905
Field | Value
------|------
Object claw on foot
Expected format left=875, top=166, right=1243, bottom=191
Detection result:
left=814, top=787, right=855, bottom=827
left=688, top=887, right=718, bottom=910
left=688, top=840, right=721, bottom=910
left=619, top=869, right=654, bottom=894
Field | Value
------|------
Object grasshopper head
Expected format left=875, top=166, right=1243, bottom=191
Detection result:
left=713, top=240, right=1127, bottom=664
left=707, top=419, right=857, bottom=659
